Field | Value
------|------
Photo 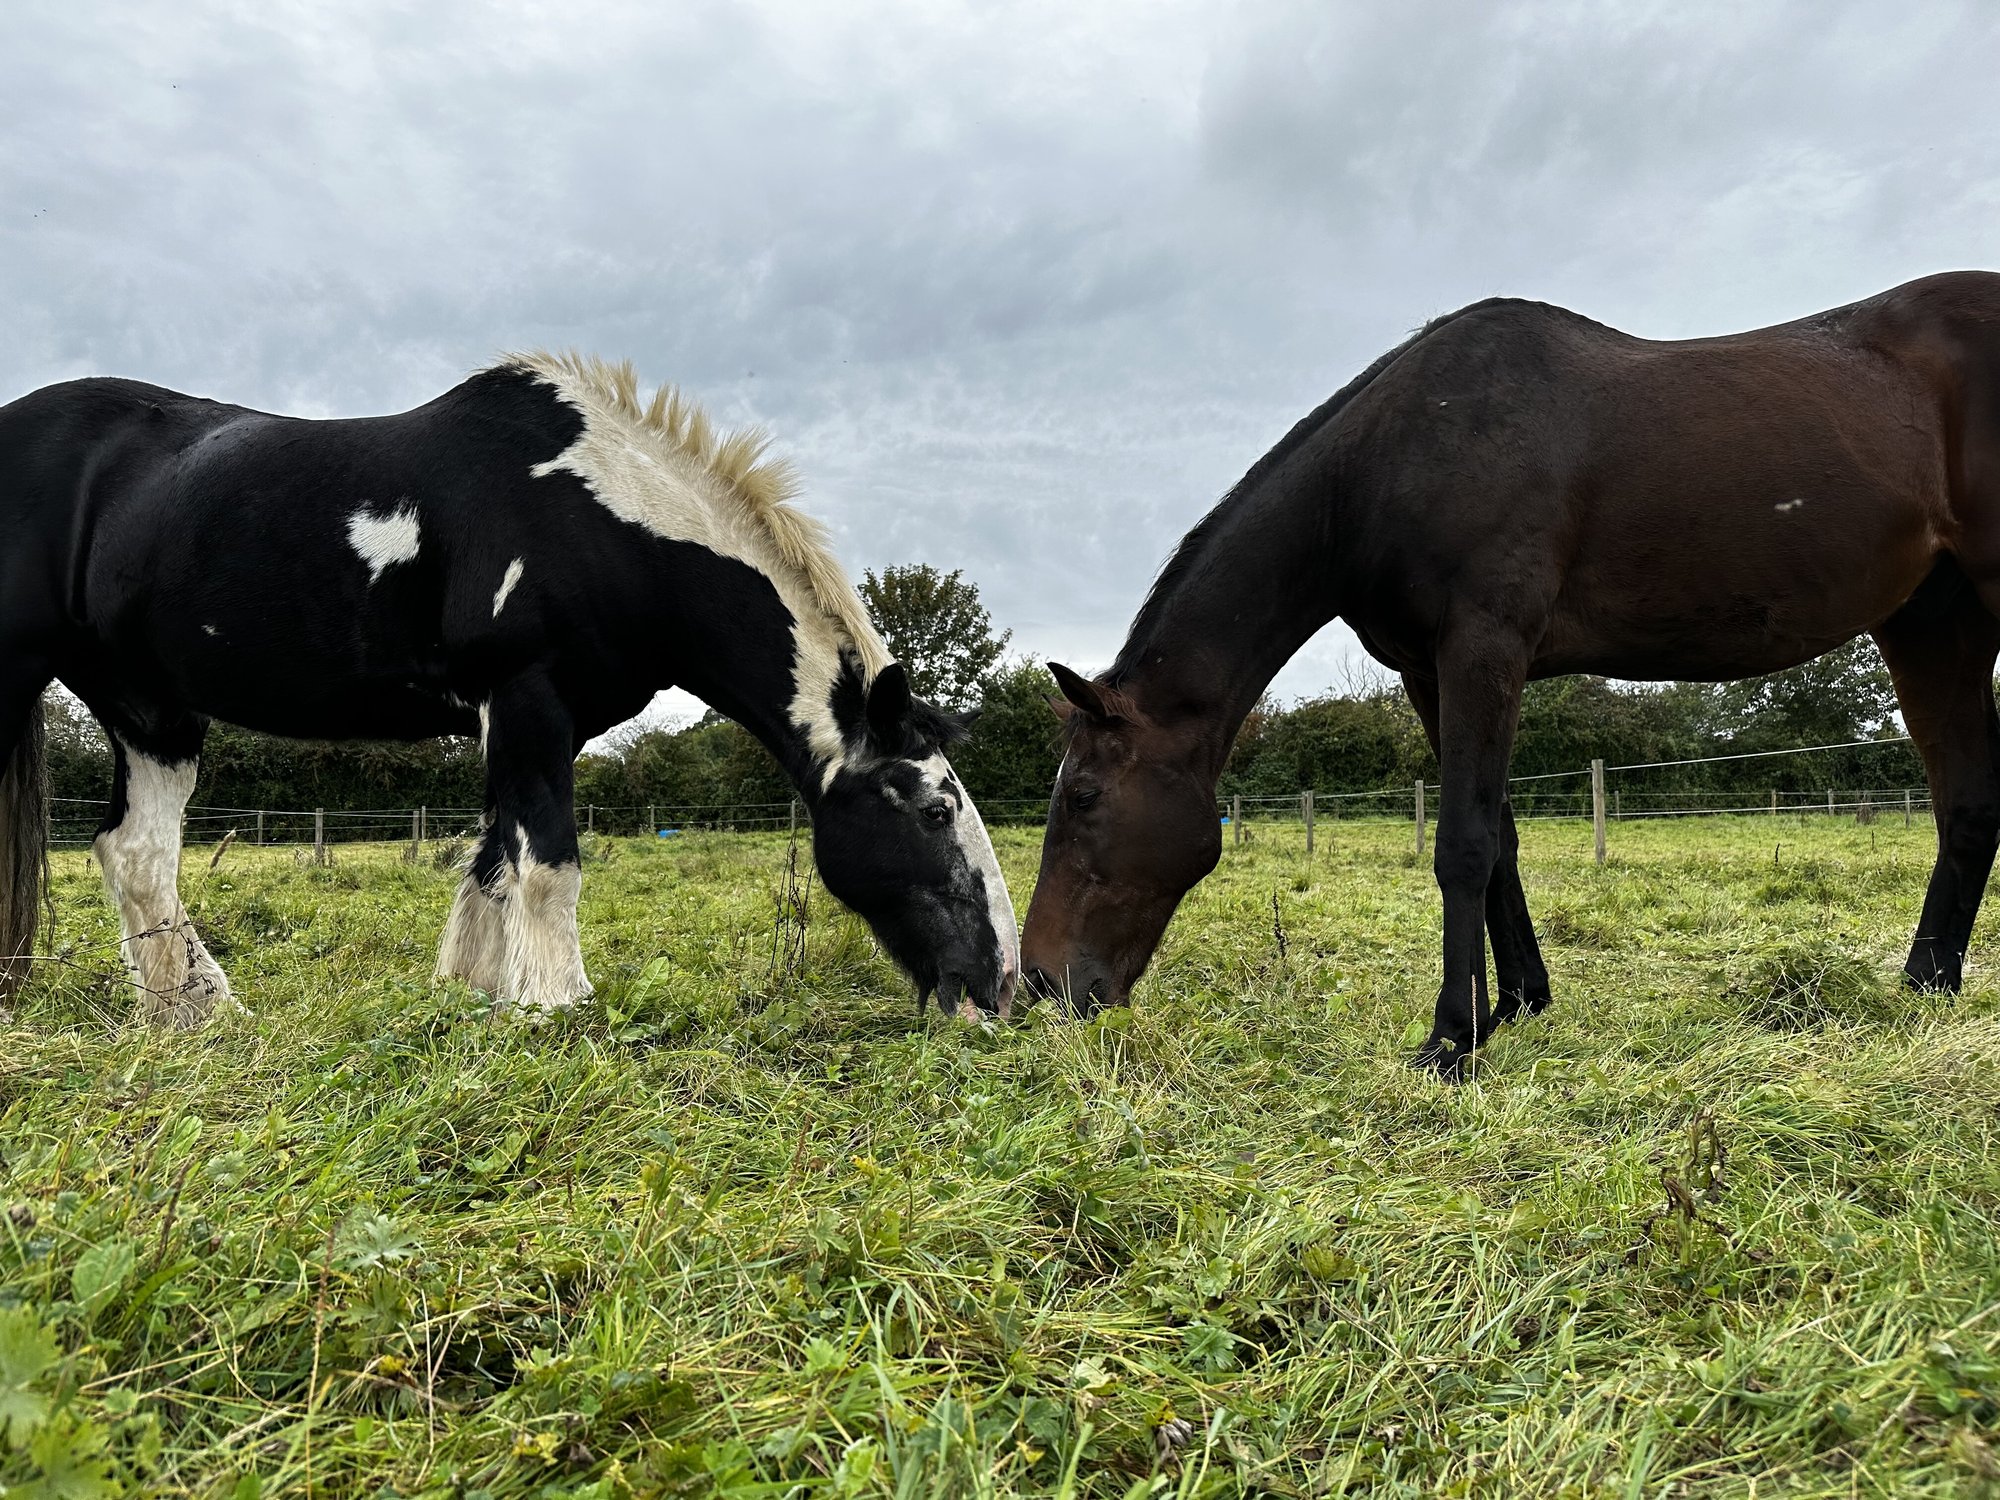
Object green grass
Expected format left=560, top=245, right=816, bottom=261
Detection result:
left=5, top=814, right=2000, bottom=1497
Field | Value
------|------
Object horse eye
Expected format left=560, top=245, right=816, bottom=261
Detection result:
left=1071, top=787, right=1101, bottom=811
left=922, top=801, right=953, bottom=825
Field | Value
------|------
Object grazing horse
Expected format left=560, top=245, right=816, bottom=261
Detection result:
left=1021, top=270, right=2000, bottom=1076
left=0, top=353, right=1017, bottom=1023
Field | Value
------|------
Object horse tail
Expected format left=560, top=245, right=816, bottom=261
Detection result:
left=0, top=695, right=49, bottom=1002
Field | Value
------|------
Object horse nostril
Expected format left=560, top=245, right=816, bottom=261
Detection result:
left=1023, top=967, right=1060, bottom=1003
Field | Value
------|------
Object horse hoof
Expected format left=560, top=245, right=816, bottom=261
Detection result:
left=1409, top=1041, right=1473, bottom=1082
left=1903, top=965, right=1962, bottom=995
left=492, top=993, right=589, bottom=1026
left=1491, top=980, right=1554, bottom=1026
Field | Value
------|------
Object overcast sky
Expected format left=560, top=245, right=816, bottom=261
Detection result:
left=7, top=0, right=1997, bottom=734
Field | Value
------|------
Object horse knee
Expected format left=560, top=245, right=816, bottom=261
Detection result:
left=1942, top=802, right=2000, bottom=856
left=1433, top=830, right=1499, bottom=893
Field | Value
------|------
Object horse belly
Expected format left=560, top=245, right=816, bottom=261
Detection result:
left=91, top=542, right=479, bottom=742
left=1542, top=474, right=1941, bottom=681
left=186, top=663, right=477, bottom=742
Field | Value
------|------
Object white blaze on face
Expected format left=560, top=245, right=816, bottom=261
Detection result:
left=492, top=557, right=526, bottom=617
left=346, top=504, right=422, bottom=582
left=920, top=752, right=1019, bottom=995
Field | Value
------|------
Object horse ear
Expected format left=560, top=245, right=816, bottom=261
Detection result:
left=1047, top=662, right=1112, bottom=721
left=866, top=663, right=913, bottom=751
left=952, top=705, right=982, bottom=737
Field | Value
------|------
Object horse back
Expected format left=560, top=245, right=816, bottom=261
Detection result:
left=0, top=377, right=243, bottom=645
left=1327, top=275, right=2000, bottom=679
left=0, top=368, right=588, bottom=737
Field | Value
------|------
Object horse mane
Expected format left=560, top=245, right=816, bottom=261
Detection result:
left=1106, top=298, right=1526, bottom=686
left=501, top=350, right=892, bottom=675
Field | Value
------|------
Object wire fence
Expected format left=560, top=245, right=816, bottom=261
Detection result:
left=1213, top=735, right=1931, bottom=862
left=45, top=735, right=1932, bottom=853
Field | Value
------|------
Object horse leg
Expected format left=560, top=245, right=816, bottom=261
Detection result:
left=92, top=720, right=231, bottom=1027
left=1484, top=797, right=1552, bottom=1023
left=435, top=809, right=506, bottom=995
left=1403, top=672, right=1550, bottom=1026
left=476, top=676, right=591, bottom=1015
left=1873, top=598, right=2000, bottom=992
left=1413, top=639, right=1526, bottom=1078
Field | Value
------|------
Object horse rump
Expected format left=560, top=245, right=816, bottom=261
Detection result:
left=0, top=695, right=48, bottom=1001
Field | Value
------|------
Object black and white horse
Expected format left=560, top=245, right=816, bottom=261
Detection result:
left=0, top=353, right=1018, bottom=1023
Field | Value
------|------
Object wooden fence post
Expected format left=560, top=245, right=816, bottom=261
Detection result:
left=1232, top=795, right=1243, bottom=846
left=255, top=809, right=265, bottom=845
left=1414, top=780, right=1426, bottom=858
left=1827, top=788, right=1835, bottom=816
left=1303, top=790, right=1315, bottom=856
left=790, top=798, right=800, bottom=842
left=648, top=804, right=656, bottom=835
left=585, top=804, right=595, bottom=834
left=409, top=807, right=421, bottom=861
left=419, top=804, right=427, bottom=843
left=314, top=808, right=326, bottom=866
left=1591, top=759, right=1606, bottom=866
left=1905, top=788, right=1913, bottom=829
left=1770, top=789, right=1777, bottom=818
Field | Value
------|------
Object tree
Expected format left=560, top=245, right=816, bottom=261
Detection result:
left=1695, top=637, right=1899, bottom=751
left=858, top=564, right=1011, bottom=711
left=946, top=659, right=1065, bottom=808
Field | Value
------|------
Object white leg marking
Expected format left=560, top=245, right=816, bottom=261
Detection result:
left=924, top=753, right=1020, bottom=1013
left=498, top=824, right=592, bottom=1014
left=93, top=742, right=230, bottom=1027
left=346, top=504, right=422, bottom=582
left=491, top=557, right=526, bottom=618
left=435, top=864, right=507, bottom=994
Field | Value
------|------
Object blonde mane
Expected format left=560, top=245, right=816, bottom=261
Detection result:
left=501, top=350, right=893, bottom=678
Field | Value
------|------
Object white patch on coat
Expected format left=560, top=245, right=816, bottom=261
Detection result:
left=498, top=823, right=592, bottom=1013
left=201, top=624, right=218, bottom=637
left=919, top=752, right=1020, bottom=1008
left=478, top=701, right=491, bottom=755
left=346, top=504, right=422, bottom=582
left=1775, top=498, right=1805, bottom=513
left=93, top=741, right=230, bottom=1026
left=510, top=353, right=891, bottom=787
left=491, top=557, right=526, bottom=617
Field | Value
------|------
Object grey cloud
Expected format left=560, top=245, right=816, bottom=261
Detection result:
left=4, top=0, right=1994, bottom=733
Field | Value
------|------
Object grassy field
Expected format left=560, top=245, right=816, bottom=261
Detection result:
left=4, top=814, right=2000, bottom=1497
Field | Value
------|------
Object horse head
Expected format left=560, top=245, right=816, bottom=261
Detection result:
left=1019, top=662, right=1221, bottom=1012
left=811, top=663, right=1020, bottom=1019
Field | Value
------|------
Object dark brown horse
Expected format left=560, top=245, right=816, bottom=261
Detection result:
left=1021, top=271, right=2000, bottom=1076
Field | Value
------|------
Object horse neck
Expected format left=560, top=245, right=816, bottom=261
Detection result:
left=667, top=605, right=849, bottom=803
left=1114, top=464, right=1343, bottom=781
